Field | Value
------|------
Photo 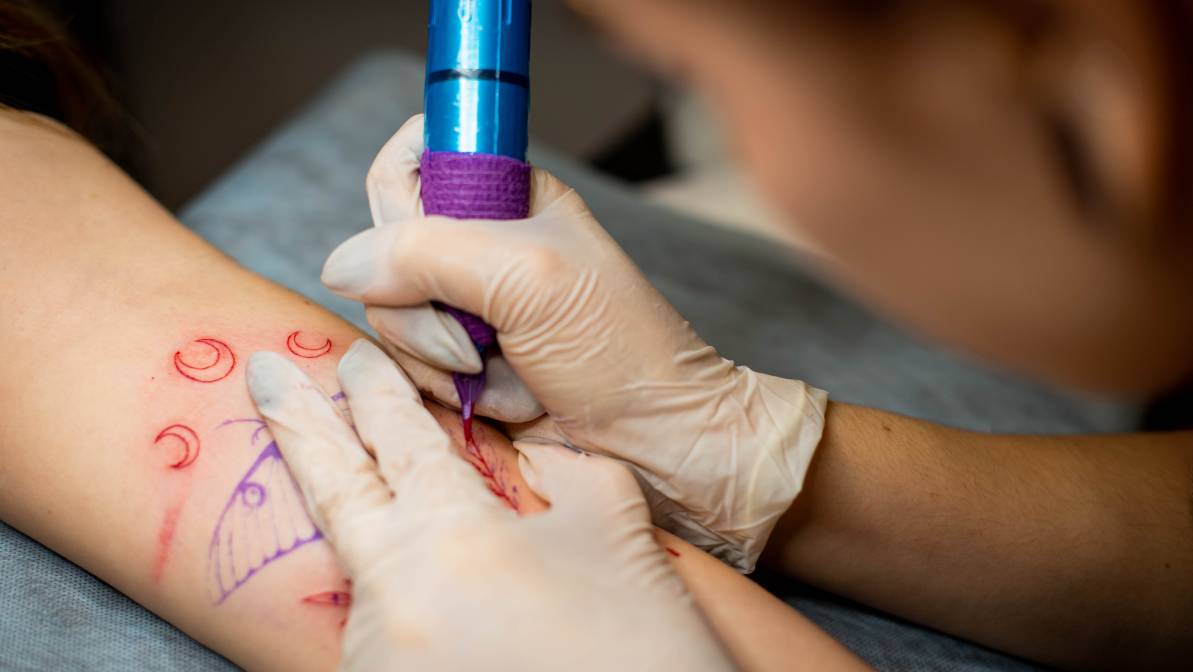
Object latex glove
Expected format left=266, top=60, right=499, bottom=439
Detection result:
left=246, top=340, right=735, bottom=672
left=358, top=114, right=551, bottom=423
left=322, top=115, right=828, bottom=570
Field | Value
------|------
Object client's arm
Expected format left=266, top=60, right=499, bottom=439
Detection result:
left=0, top=111, right=865, bottom=671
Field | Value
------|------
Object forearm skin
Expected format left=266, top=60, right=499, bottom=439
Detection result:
left=767, top=402, right=1193, bottom=671
left=0, top=111, right=865, bottom=672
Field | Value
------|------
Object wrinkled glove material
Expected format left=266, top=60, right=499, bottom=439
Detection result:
left=325, top=115, right=829, bottom=571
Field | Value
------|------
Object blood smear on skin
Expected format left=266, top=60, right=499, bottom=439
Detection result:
left=302, top=591, right=352, bottom=607
left=464, top=436, right=520, bottom=513
left=151, top=500, right=185, bottom=582
left=664, top=547, right=682, bottom=558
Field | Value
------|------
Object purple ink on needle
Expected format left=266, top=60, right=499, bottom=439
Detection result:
left=435, top=303, right=496, bottom=442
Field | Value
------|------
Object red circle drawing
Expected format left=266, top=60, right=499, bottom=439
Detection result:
left=154, top=423, right=200, bottom=469
left=174, top=338, right=237, bottom=383
left=286, top=331, right=333, bottom=359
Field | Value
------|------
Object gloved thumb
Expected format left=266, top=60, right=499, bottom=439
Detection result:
left=514, top=439, right=650, bottom=523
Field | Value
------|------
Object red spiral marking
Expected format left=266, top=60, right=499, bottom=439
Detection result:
left=154, top=423, right=200, bottom=469
left=286, top=331, right=333, bottom=359
left=173, top=338, right=237, bottom=383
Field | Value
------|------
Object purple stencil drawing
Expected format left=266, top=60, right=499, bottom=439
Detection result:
left=218, top=418, right=271, bottom=445
left=207, top=419, right=323, bottom=605
left=329, top=390, right=353, bottom=426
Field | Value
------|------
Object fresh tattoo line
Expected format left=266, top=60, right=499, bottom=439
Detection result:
left=286, top=331, right=333, bottom=359
left=150, top=423, right=201, bottom=582
left=154, top=423, right=201, bottom=469
left=303, top=585, right=352, bottom=629
left=464, top=436, right=521, bottom=513
left=302, top=591, right=352, bottom=607
left=174, top=338, right=238, bottom=383
left=331, top=389, right=520, bottom=511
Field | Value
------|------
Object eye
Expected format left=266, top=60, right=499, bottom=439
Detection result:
left=1042, top=109, right=1109, bottom=222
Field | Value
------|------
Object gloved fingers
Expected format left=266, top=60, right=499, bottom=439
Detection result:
left=377, top=339, right=545, bottom=424
left=322, top=215, right=518, bottom=312
left=366, top=303, right=483, bottom=374
left=515, top=439, right=682, bottom=597
left=514, top=439, right=651, bottom=525
left=503, top=414, right=567, bottom=445
left=366, top=112, right=574, bottom=220
left=470, top=355, right=544, bottom=422
left=335, top=339, right=501, bottom=514
left=525, top=164, right=574, bottom=216
left=246, top=351, right=392, bottom=568
left=364, top=113, right=569, bottom=224
left=322, top=187, right=590, bottom=313
left=366, top=114, right=425, bottom=226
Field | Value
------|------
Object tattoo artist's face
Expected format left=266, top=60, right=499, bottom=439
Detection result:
left=573, top=0, right=1193, bottom=394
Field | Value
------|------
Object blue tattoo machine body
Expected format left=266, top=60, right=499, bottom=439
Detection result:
left=422, top=0, right=533, bottom=435
left=425, top=0, right=531, bottom=160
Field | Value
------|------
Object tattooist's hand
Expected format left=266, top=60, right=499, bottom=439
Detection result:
left=346, top=113, right=552, bottom=424
left=246, top=340, right=734, bottom=672
left=319, top=116, right=828, bottom=571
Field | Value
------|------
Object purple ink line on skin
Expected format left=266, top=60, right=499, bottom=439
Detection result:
left=218, top=418, right=270, bottom=445
left=421, top=150, right=530, bottom=432
left=328, top=391, right=354, bottom=427
left=207, top=422, right=323, bottom=605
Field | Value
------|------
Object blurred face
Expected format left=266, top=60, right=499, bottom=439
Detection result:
left=572, top=0, right=1193, bottom=395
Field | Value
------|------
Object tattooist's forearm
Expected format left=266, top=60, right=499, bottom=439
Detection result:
left=765, top=402, right=1193, bottom=670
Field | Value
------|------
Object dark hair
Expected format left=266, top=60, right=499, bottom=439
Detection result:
left=0, top=0, right=122, bottom=153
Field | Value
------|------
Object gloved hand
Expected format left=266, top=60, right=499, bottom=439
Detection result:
left=322, top=115, right=828, bottom=570
left=355, top=114, right=554, bottom=423
left=246, top=340, right=735, bottom=672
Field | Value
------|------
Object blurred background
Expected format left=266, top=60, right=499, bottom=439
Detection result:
left=28, top=0, right=784, bottom=238
left=10, top=1, right=1189, bottom=427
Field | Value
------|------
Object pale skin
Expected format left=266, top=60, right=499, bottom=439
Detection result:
left=0, top=110, right=866, bottom=671
left=568, top=1, right=1193, bottom=669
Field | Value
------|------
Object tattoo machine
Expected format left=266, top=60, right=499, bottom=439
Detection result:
left=423, top=0, right=532, bottom=439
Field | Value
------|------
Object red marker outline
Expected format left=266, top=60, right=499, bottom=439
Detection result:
left=173, top=338, right=237, bottom=383
left=286, top=331, right=333, bottom=359
left=154, top=423, right=201, bottom=469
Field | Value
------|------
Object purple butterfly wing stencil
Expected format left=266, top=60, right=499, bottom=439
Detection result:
left=208, top=420, right=323, bottom=605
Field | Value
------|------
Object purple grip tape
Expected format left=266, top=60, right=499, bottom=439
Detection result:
left=420, top=150, right=532, bottom=418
